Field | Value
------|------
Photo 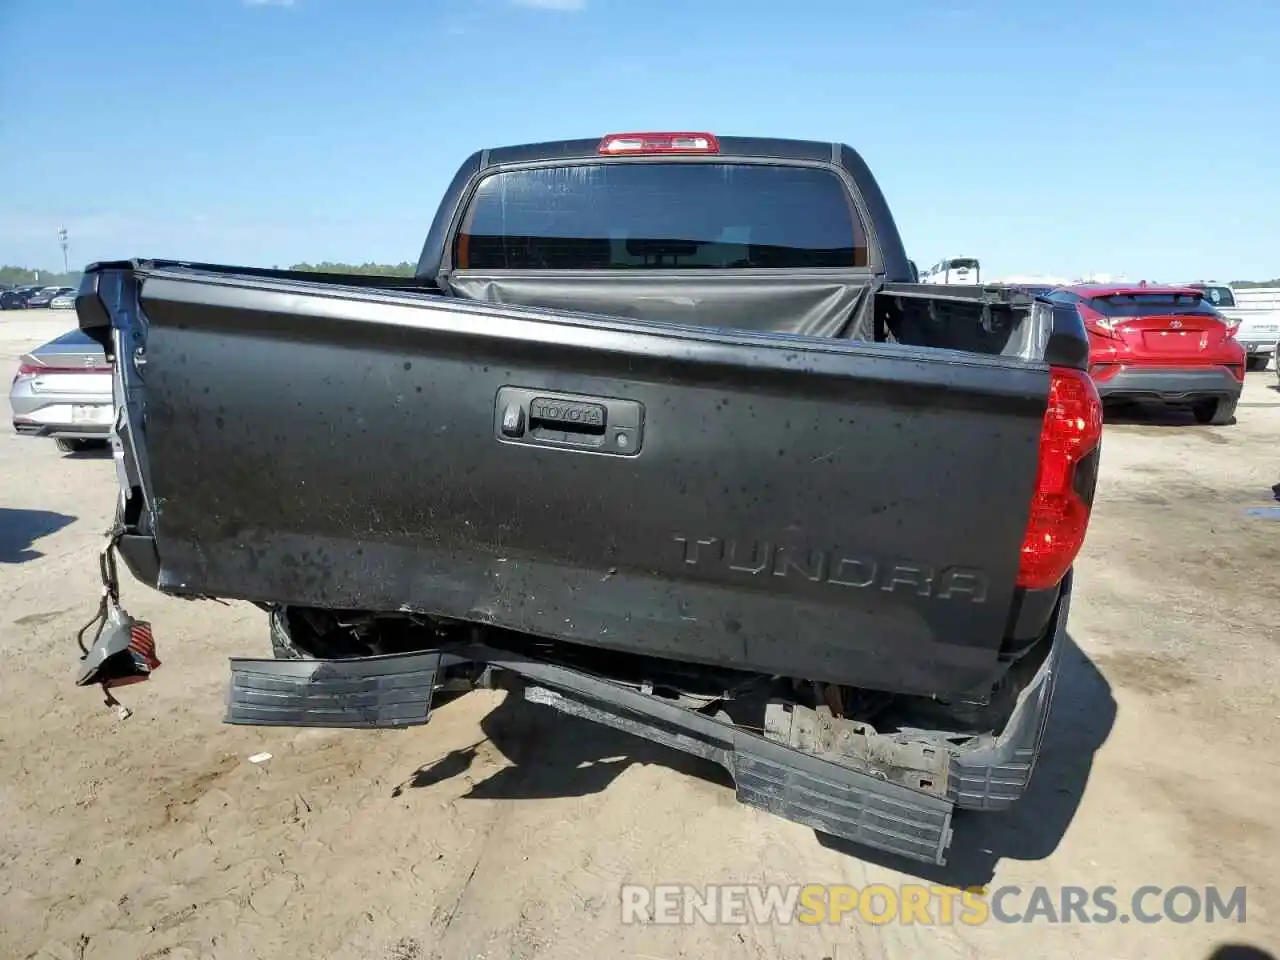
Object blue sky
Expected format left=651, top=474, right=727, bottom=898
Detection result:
left=1, top=0, right=1275, bottom=280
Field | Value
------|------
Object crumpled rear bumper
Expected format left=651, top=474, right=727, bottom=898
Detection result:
left=223, top=578, right=1072, bottom=866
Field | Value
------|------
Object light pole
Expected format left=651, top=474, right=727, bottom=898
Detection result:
left=58, top=226, right=69, bottom=275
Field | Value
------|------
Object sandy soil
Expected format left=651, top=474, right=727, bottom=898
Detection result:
left=1, top=310, right=1277, bottom=959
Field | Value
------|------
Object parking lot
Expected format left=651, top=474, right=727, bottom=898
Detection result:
left=1, top=309, right=1277, bottom=959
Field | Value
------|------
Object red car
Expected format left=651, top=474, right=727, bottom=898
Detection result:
left=1043, top=283, right=1245, bottom=425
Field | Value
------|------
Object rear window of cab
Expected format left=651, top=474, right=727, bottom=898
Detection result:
left=454, top=162, right=870, bottom=270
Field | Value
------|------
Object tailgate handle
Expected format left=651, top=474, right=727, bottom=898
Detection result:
left=494, top=387, right=644, bottom=456
left=529, top=397, right=607, bottom=435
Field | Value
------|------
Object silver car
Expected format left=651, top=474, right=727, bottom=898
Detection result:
left=50, top=291, right=77, bottom=310
left=9, top=329, right=114, bottom=452
left=1188, top=282, right=1279, bottom=371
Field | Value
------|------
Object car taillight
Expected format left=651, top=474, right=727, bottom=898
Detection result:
left=598, top=132, right=720, bottom=155
left=1016, top=367, right=1104, bottom=590
left=1223, top=320, right=1240, bottom=338
left=1079, top=306, right=1117, bottom=339
left=13, top=361, right=108, bottom=379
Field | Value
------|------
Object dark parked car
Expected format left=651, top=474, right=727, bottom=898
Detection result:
left=77, top=131, right=1103, bottom=866
left=25, top=286, right=73, bottom=309
left=1, top=286, right=44, bottom=309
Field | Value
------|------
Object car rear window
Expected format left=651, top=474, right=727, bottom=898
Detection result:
left=1088, top=293, right=1220, bottom=317
left=1198, top=285, right=1235, bottom=308
left=949, top=259, right=979, bottom=270
left=454, top=162, right=869, bottom=270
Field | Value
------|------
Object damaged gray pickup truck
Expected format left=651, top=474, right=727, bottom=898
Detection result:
left=74, top=132, right=1103, bottom=866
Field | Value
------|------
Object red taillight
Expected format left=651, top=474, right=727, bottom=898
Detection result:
left=1079, top=305, right=1118, bottom=340
left=1016, top=367, right=1104, bottom=590
left=1223, top=320, right=1240, bottom=339
left=597, top=132, right=720, bottom=155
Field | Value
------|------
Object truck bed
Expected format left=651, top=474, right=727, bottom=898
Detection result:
left=84, top=263, right=1059, bottom=699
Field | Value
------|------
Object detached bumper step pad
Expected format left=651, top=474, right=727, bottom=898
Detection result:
left=226, top=652, right=441, bottom=728
left=734, top=749, right=953, bottom=865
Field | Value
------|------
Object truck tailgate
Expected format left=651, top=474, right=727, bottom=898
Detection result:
left=106, top=267, right=1051, bottom=697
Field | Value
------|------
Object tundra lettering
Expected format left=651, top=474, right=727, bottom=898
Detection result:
left=673, top=535, right=989, bottom=603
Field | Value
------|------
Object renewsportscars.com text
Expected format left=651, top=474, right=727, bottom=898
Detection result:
left=620, top=883, right=1247, bottom=926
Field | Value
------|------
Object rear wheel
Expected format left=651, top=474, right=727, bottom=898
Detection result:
left=1191, top=397, right=1237, bottom=426
left=1245, top=354, right=1270, bottom=372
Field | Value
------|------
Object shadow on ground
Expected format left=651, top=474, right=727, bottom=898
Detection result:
left=395, top=692, right=731, bottom=802
left=0, top=507, right=77, bottom=563
left=61, top=439, right=113, bottom=460
left=1206, top=947, right=1277, bottom=960
left=395, top=635, right=1114, bottom=886
left=1103, top=400, right=1233, bottom=429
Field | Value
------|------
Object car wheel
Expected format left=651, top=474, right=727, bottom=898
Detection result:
left=55, top=438, right=85, bottom=453
left=1192, top=397, right=1237, bottom=427
left=1245, top=355, right=1270, bottom=372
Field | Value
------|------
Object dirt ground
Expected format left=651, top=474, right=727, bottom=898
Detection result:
left=1, top=310, right=1277, bottom=960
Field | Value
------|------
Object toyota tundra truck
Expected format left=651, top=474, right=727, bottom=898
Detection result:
left=74, top=132, right=1103, bottom=866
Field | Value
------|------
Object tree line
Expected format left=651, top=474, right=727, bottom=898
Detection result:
left=0, top=266, right=80, bottom=286
left=287, top=261, right=417, bottom=276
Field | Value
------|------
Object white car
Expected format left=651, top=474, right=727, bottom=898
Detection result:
left=50, top=291, right=76, bottom=310
left=1186, top=283, right=1278, bottom=371
left=919, top=257, right=981, bottom=285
